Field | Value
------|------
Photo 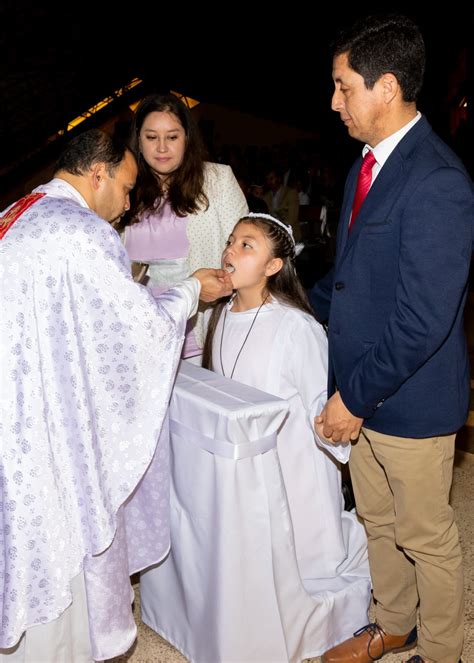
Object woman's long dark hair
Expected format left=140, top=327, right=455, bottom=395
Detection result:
left=202, top=215, right=315, bottom=370
left=127, top=93, right=209, bottom=221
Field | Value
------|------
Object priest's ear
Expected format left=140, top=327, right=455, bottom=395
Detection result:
left=265, top=257, right=283, bottom=277
left=90, top=162, right=108, bottom=191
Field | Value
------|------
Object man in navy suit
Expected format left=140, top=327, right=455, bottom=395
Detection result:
left=310, top=14, right=474, bottom=663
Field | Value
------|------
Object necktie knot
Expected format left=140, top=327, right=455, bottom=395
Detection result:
left=349, top=150, right=376, bottom=231
left=361, top=149, right=376, bottom=174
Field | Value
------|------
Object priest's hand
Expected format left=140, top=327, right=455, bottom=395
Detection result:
left=315, top=391, right=363, bottom=444
left=192, top=268, right=233, bottom=303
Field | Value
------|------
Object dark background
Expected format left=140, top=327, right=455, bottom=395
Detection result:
left=1, top=2, right=473, bottom=191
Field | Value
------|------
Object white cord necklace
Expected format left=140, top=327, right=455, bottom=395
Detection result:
left=219, top=295, right=268, bottom=379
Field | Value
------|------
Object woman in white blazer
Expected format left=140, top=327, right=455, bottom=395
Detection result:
left=123, top=93, right=248, bottom=357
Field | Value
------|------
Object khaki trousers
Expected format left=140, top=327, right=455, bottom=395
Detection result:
left=349, top=429, right=463, bottom=663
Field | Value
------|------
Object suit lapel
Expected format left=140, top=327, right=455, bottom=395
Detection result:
left=337, top=116, right=433, bottom=266
left=340, top=155, right=404, bottom=261
left=336, top=162, right=359, bottom=262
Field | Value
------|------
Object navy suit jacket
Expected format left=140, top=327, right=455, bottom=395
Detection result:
left=309, top=116, right=474, bottom=437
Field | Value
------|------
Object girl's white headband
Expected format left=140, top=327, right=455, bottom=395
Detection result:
left=242, top=212, right=295, bottom=245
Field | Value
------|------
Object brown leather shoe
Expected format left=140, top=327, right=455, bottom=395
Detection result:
left=321, top=622, right=417, bottom=662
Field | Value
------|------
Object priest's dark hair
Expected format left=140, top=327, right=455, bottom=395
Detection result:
left=54, top=129, right=129, bottom=177
left=202, top=215, right=314, bottom=371
left=126, top=93, right=209, bottom=220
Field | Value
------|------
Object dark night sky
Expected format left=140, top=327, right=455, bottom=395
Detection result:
left=1, top=3, right=473, bottom=184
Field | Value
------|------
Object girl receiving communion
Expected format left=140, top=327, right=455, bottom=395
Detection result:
left=203, top=212, right=368, bottom=586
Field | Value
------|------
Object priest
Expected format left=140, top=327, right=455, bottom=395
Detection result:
left=0, top=129, right=232, bottom=661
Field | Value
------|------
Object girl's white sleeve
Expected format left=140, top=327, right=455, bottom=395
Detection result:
left=288, top=314, right=350, bottom=463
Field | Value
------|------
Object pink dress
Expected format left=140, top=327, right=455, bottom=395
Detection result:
left=125, top=202, right=201, bottom=358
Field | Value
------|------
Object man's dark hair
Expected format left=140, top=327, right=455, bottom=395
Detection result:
left=54, top=129, right=129, bottom=177
left=333, top=14, right=425, bottom=102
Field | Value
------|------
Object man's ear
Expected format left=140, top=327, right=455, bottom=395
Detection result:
left=381, top=72, right=399, bottom=104
left=265, top=257, right=283, bottom=277
left=90, top=162, right=107, bottom=191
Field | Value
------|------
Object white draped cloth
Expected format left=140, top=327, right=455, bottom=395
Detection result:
left=212, top=298, right=362, bottom=580
left=140, top=304, right=370, bottom=662
left=0, top=180, right=199, bottom=661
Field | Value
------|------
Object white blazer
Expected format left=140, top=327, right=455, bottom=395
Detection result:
left=185, top=162, right=248, bottom=347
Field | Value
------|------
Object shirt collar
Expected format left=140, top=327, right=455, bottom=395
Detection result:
left=363, top=111, right=422, bottom=167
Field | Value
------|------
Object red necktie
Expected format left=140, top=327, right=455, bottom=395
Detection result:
left=349, top=150, right=376, bottom=231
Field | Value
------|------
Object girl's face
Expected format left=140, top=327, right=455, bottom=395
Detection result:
left=222, top=222, right=282, bottom=293
left=138, top=111, right=186, bottom=181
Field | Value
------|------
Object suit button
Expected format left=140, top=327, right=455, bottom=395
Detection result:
left=334, top=282, right=345, bottom=290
